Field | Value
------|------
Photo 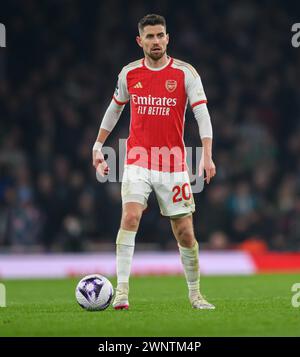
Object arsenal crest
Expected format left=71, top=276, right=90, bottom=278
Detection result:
left=165, top=80, right=177, bottom=93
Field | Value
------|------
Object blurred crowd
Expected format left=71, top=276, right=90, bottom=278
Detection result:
left=1, top=0, right=300, bottom=252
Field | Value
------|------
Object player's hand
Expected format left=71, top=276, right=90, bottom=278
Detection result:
left=92, top=142, right=110, bottom=177
left=199, top=154, right=216, bottom=184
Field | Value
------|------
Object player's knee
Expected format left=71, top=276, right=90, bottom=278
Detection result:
left=121, top=210, right=141, bottom=230
left=177, top=226, right=195, bottom=248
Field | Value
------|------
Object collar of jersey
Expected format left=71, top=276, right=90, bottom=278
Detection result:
left=142, top=57, right=173, bottom=71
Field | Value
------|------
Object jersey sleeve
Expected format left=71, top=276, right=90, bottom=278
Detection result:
left=185, top=66, right=208, bottom=109
left=112, top=67, right=130, bottom=105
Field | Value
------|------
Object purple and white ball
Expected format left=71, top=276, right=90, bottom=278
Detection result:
left=75, top=274, right=114, bottom=311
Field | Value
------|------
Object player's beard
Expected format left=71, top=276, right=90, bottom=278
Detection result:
left=147, top=48, right=166, bottom=61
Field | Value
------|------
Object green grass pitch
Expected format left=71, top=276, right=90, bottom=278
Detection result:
left=0, top=274, right=299, bottom=336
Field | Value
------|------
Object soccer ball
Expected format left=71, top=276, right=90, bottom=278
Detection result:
left=75, top=274, right=114, bottom=311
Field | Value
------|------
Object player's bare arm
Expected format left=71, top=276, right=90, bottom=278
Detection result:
left=199, top=137, right=216, bottom=184
left=92, top=128, right=110, bottom=177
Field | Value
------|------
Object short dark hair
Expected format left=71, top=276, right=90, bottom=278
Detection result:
left=138, top=14, right=166, bottom=34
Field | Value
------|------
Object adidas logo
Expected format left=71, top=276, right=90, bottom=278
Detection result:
left=133, top=82, right=143, bottom=88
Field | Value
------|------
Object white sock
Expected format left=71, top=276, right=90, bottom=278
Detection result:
left=178, top=241, right=200, bottom=300
left=116, top=229, right=136, bottom=289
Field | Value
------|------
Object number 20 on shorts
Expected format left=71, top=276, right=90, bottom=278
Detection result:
left=172, top=183, right=192, bottom=203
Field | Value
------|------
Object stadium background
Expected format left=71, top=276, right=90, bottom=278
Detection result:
left=1, top=0, right=300, bottom=339
left=0, top=0, right=300, bottom=275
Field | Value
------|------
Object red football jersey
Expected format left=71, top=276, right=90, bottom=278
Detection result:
left=113, top=57, right=207, bottom=172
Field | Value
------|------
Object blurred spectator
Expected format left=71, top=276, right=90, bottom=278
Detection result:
left=207, top=231, right=230, bottom=250
left=2, top=185, right=43, bottom=250
left=59, top=215, right=84, bottom=252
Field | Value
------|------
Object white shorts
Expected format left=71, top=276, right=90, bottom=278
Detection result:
left=121, top=164, right=195, bottom=218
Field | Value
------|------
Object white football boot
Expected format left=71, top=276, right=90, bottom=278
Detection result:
left=112, top=283, right=129, bottom=310
left=190, top=293, right=215, bottom=310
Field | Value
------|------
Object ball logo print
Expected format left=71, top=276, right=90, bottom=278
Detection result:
left=0, top=283, right=6, bottom=307
left=291, top=283, right=300, bottom=308
left=0, top=23, right=6, bottom=47
left=75, top=274, right=114, bottom=311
